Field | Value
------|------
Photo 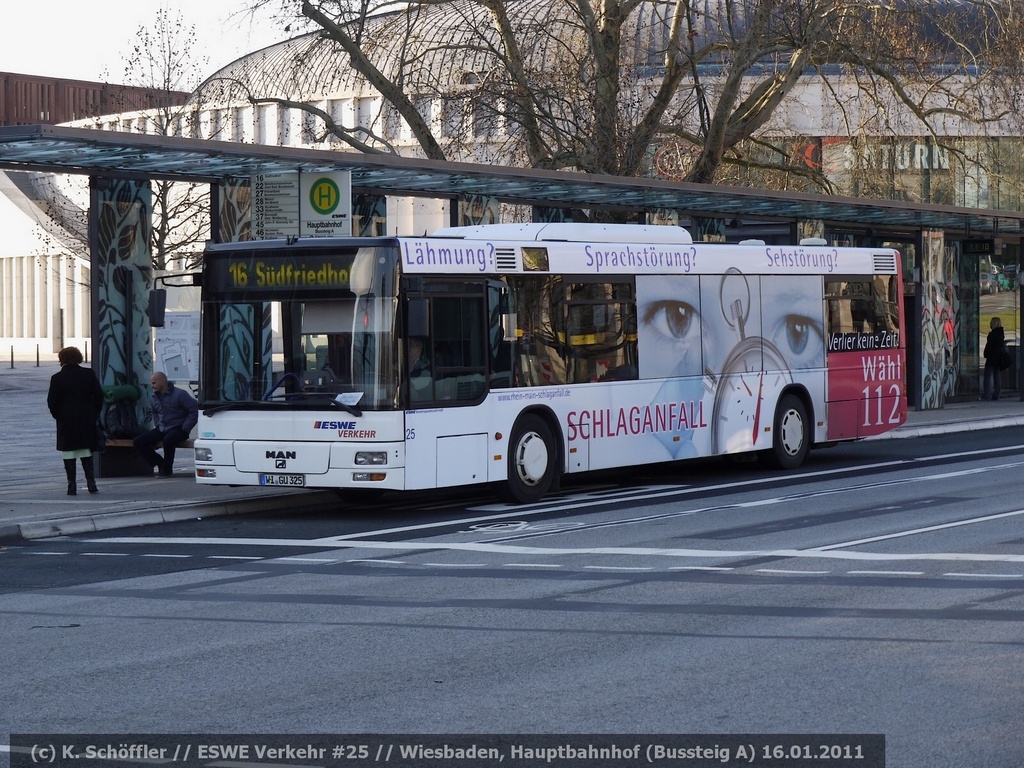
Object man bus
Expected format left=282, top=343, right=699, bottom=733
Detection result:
left=193, top=223, right=906, bottom=502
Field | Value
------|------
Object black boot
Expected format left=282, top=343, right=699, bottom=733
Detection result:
left=64, top=458, right=77, bottom=495
left=82, top=456, right=98, bottom=494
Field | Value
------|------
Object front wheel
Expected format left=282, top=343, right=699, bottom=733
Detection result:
left=503, top=414, right=559, bottom=503
left=762, top=393, right=810, bottom=470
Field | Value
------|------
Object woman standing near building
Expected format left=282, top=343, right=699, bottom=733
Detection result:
left=46, top=346, right=104, bottom=495
left=982, top=316, right=1006, bottom=401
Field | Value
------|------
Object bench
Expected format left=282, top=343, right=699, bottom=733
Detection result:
left=98, top=438, right=195, bottom=477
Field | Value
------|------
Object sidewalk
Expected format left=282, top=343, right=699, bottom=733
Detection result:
left=2, top=359, right=1023, bottom=543
left=0, top=360, right=336, bottom=543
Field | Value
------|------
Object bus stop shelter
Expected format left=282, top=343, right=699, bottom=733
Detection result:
left=2, top=123, right=1023, bottom=414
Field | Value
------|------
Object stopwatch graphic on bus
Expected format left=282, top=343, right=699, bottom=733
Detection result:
left=637, top=267, right=826, bottom=462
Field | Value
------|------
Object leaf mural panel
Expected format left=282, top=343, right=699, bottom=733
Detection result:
left=91, top=179, right=153, bottom=423
left=218, top=179, right=252, bottom=243
left=219, top=304, right=257, bottom=400
left=96, top=200, right=119, bottom=258
left=117, top=226, right=138, bottom=263
left=919, top=230, right=946, bottom=409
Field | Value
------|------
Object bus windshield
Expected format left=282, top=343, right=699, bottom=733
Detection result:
left=199, top=242, right=400, bottom=411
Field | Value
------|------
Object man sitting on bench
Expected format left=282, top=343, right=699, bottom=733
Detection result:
left=133, top=371, right=199, bottom=477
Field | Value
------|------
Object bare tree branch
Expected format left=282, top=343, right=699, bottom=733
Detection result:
left=233, top=0, right=1024, bottom=198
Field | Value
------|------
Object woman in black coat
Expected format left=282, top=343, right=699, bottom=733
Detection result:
left=47, top=346, right=105, bottom=495
left=982, top=316, right=1006, bottom=401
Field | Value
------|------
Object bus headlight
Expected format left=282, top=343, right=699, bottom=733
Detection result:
left=195, top=447, right=213, bottom=462
left=355, top=451, right=387, bottom=465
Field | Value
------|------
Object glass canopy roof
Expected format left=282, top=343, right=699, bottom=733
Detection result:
left=1, top=124, right=1021, bottom=236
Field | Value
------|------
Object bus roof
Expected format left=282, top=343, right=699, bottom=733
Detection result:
left=431, top=222, right=694, bottom=244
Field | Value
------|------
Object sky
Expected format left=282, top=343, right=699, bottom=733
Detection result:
left=1, top=0, right=291, bottom=83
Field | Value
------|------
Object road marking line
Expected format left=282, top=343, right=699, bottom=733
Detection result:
left=847, top=570, right=925, bottom=576
left=505, top=563, right=563, bottom=568
left=584, top=565, right=653, bottom=571
left=811, top=508, right=1024, bottom=551
left=80, top=552, right=129, bottom=557
left=421, top=562, right=485, bottom=568
left=86, top=536, right=1024, bottom=564
left=321, top=460, right=1024, bottom=546
left=313, top=485, right=692, bottom=542
left=943, top=572, right=1023, bottom=579
left=757, top=569, right=831, bottom=575
left=668, top=566, right=734, bottom=571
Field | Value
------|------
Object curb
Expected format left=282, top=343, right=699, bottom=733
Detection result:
left=0, top=490, right=339, bottom=543
left=872, top=415, right=1024, bottom=440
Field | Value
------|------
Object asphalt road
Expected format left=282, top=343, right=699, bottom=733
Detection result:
left=2, top=428, right=1024, bottom=768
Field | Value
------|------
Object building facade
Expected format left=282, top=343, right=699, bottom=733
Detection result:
left=0, top=73, right=189, bottom=357
left=1, top=4, right=1022, bottom=408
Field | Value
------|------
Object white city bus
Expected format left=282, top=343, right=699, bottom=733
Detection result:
left=194, top=223, right=906, bottom=502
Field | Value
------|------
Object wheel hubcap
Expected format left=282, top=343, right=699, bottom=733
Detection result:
left=515, top=431, right=548, bottom=486
left=779, top=409, right=804, bottom=455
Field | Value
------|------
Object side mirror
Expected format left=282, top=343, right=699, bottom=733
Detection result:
left=147, top=288, right=167, bottom=327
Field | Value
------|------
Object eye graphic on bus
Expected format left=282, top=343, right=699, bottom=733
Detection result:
left=781, top=315, right=814, bottom=355
left=641, top=300, right=699, bottom=344
left=637, top=279, right=703, bottom=379
left=771, top=312, right=824, bottom=364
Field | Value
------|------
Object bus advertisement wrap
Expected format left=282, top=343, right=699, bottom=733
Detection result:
left=195, top=224, right=906, bottom=502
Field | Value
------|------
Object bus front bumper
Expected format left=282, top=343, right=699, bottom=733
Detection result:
left=193, top=439, right=406, bottom=491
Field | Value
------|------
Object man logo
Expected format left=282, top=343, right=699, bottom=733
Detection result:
left=267, top=451, right=295, bottom=470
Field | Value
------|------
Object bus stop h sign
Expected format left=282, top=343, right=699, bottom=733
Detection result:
left=301, top=172, right=352, bottom=237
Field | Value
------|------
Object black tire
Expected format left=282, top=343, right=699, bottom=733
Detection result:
left=763, top=393, right=810, bottom=470
left=503, top=414, right=559, bottom=503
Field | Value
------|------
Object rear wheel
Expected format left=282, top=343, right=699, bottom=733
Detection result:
left=762, top=394, right=810, bottom=469
left=504, top=414, right=559, bottom=503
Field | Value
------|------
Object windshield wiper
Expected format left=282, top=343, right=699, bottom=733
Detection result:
left=203, top=394, right=362, bottom=417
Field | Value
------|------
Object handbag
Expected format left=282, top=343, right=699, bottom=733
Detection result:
left=94, top=422, right=108, bottom=452
left=1000, top=349, right=1013, bottom=371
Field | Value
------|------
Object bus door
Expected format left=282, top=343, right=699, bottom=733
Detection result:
left=487, top=279, right=515, bottom=390
left=401, top=278, right=492, bottom=489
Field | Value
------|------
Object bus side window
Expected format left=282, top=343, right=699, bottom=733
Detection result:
left=827, top=278, right=898, bottom=341
left=565, top=280, right=637, bottom=383
left=507, top=274, right=568, bottom=387
left=411, top=286, right=489, bottom=404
